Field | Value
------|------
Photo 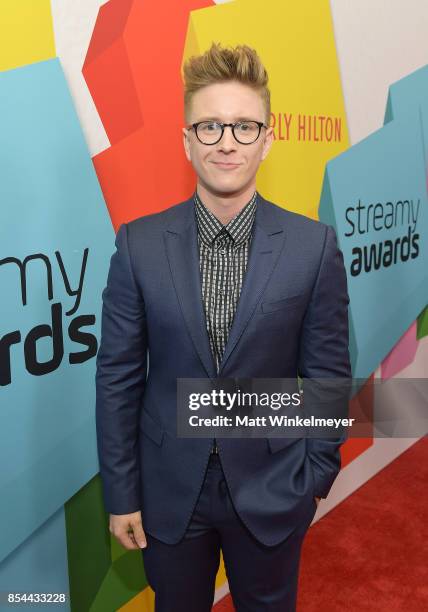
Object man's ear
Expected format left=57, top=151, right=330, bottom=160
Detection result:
left=182, top=127, right=191, bottom=162
left=261, top=126, right=274, bottom=161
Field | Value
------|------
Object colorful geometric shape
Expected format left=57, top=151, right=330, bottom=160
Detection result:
left=0, top=506, right=70, bottom=606
left=83, top=0, right=213, bottom=230
left=417, top=305, right=428, bottom=340
left=0, top=58, right=114, bottom=562
left=381, top=321, right=418, bottom=379
left=319, top=107, right=428, bottom=381
left=340, top=374, right=374, bottom=468
left=383, top=63, right=428, bottom=350
left=0, top=0, right=55, bottom=71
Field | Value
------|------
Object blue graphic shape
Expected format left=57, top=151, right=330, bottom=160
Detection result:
left=384, top=63, right=428, bottom=172
left=385, top=63, right=428, bottom=122
left=0, top=507, right=70, bottom=611
left=0, top=58, right=115, bottom=562
left=319, top=110, right=428, bottom=382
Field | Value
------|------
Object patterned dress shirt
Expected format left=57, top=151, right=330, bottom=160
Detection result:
left=194, top=189, right=258, bottom=374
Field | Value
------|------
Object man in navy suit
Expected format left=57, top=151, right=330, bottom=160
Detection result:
left=96, top=42, right=351, bottom=611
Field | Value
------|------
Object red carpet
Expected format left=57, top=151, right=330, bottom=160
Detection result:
left=215, top=436, right=428, bottom=611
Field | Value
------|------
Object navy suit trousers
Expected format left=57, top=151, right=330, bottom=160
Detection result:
left=142, top=453, right=317, bottom=611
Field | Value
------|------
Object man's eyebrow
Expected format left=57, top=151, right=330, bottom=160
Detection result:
left=193, top=116, right=258, bottom=123
left=192, top=117, right=220, bottom=122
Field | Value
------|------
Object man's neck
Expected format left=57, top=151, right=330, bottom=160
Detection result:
left=196, top=182, right=257, bottom=225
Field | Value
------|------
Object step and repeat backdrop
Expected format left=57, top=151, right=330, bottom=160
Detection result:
left=1, top=1, right=427, bottom=610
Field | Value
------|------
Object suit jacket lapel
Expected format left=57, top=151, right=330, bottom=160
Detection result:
left=217, top=195, right=286, bottom=375
left=164, top=197, right=217, bottom=379
left=164, top=194, right=286, bottom=379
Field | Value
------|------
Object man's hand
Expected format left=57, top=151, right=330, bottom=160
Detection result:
left=315, top=496, right=321, bottom=507
left=109, top=510, right=147, bottom=550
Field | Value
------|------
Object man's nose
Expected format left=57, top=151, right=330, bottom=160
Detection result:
left=218, top=126, right=237, bottom=151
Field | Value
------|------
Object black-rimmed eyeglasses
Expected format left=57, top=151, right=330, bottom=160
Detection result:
left=186, top=120, right=268, bottom=145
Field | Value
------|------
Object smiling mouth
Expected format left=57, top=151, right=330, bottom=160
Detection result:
left=211, top=162, right=241, bottom=169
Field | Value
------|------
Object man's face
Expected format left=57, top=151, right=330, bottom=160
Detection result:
left=182, top=81, right=273, bottom=196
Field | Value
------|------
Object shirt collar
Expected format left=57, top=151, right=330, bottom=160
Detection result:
left=194, top=190, right=257, bottom=247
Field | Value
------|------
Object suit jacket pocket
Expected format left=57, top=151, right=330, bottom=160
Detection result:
left=307, top=456, right=317, bottom=500
left=140, top=409, right=165, bottom=446
left=267, top=436, right=302, bottom=453
left=261, top=294, right=304, bottom=313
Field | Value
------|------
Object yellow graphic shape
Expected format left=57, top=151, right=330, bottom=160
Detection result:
left=0, top=0, right=55, bottom=71
left=182, top=0, right=349, bottom=219
left=119, top=584, right=155, bottom=611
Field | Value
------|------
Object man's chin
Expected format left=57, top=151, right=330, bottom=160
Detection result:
left=201, top=179, right=249, bottom=198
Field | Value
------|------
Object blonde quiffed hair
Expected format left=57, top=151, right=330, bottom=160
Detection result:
left=183, top=42, right=271, bottom=125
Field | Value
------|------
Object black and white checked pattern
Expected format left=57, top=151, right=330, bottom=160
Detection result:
left=194, top=189, right=258, bottom=374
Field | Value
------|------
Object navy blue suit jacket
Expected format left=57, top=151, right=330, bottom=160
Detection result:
left=95, top=193, right=351, bottom=546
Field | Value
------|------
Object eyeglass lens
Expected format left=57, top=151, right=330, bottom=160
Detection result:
left=196, top=121, right=261, bottom=144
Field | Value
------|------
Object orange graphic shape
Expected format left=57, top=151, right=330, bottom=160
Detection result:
left=83, top=0, right=213, bottom=229
left=341, top=375, right=374, bottom=468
